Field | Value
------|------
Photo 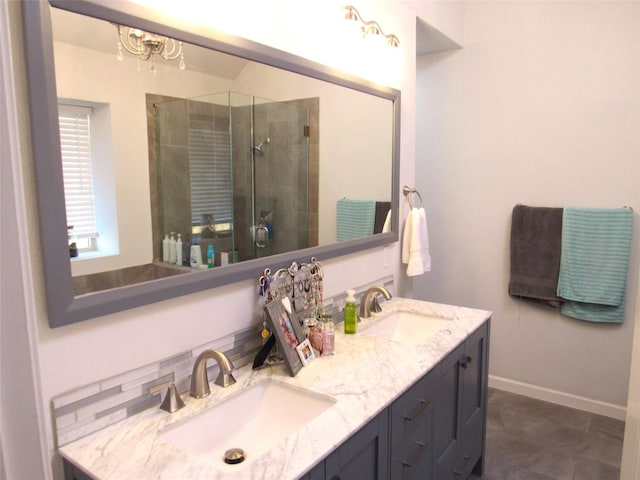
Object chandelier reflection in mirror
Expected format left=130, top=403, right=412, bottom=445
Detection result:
left=343, top=5, right=399, bottom=47
left=116, top=25, right=186, bottom=73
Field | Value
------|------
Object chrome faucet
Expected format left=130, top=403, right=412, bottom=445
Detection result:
left=359, top=286, right=393, bottom=319
left=190, top=349, right=236, bottom=399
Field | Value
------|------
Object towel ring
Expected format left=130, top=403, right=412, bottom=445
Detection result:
left=403, top=185, right=424, bottom=209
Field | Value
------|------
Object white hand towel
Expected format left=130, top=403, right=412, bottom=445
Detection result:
left=402, top=207, right=431, bottom=276
left=402, top=209, right=413, bottom=264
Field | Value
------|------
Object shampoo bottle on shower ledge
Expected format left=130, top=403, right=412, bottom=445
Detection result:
left=207, top=244, right=215, bottom=268
left=190, top=241, right=201, bottom=268
left=176, top=234, right=182, bottom=265
left=169, top=233, right=177, bottom=264
left=162, top=234, right=169, bottom=262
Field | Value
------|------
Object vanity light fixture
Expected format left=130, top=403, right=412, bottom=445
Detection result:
left=344, top=5, right=399, bottom=47
left=116, top=25, right=186, bottom=73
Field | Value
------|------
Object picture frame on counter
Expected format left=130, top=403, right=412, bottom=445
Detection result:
left=264, top=299, right=305, bottom=376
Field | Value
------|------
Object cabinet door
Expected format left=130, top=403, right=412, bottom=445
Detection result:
left=324, top=409, right=389, bottom=480
left=460, top=322, right=489, bottom=476
left=434, top=321, right=489, bottom=480
left=63, top=460, right=94, bottom=480
left=433, top=343, right=464, bottom=480
left=299, top=461, right=325, bottom=480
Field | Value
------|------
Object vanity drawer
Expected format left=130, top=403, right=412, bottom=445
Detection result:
left=390, top=414, right=433, bottom=480
left=390, top=368, right=435, bottom=450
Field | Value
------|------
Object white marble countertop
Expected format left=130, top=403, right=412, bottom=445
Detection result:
left=59, top=298, right=491, bottom=480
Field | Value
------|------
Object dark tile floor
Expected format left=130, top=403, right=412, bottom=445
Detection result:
left=470, top=388, right=625, bottom=480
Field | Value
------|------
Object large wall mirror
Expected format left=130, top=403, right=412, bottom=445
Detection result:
left=23, top=0, right=400, bottom=328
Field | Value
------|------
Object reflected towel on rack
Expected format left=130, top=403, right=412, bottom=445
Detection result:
left=558, top=207, right=633, bottom=323
left=336, top=199, right=376, bottom=241
left=402, top=207, right=431, bottom=276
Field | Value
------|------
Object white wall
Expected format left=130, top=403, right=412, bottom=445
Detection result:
left=4, top=1, right=417, bottom=479
left=402, top=0, right=466, bottom=46
left=416, top=1, right=640, bottom=413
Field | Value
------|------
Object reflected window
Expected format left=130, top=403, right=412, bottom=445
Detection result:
left=58, top=103, right=98, bottom=252
left=188, top=115, right=233, bottom=232
left=58, top=101, right=119, bottom=260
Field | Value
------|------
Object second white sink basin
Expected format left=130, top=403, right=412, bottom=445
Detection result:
left=361, top=310, right=453, bottom=344
left=159, top=379, right=335, bottom=469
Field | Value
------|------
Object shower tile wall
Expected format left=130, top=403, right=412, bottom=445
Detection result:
left=148, top=94, right=232, bottom=262
left=230, top=102, right=253, bottom=262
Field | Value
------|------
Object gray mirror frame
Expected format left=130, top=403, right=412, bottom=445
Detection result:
left=23, top=0, right=400, bottom=328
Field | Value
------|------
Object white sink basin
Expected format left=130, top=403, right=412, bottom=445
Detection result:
left=361, top=310, right=453, bottom=344
left=159, top=379, right=335, bottom=469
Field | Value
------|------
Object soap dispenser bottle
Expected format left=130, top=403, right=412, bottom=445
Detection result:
left=344, top=289, right=357, bottom=334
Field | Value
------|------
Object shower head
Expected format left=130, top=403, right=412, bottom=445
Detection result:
left=252, top=137, right=270, bottom=156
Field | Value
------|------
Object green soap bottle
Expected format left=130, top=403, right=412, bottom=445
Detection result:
left=344, top=289, right=357, bottom=334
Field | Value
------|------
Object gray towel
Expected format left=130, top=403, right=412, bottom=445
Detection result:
left=509, top=205, right=563, bottom=307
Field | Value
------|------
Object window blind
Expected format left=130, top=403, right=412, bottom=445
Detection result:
left=58, top=104, right=98, bottom=240
left=188, top=117, right=233, bottom=226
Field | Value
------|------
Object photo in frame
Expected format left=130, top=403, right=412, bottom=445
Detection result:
left=264, top=298, right=307, bottom=377
left=296, top=339, right=316, bottom=366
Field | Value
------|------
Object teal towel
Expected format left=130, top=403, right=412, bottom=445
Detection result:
left=557, top=207, right=633, bottom=323
left=336, top=199, right=376, bottom=241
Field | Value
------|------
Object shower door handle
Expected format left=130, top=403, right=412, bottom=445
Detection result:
left=255, top=225, right=269, bottom=248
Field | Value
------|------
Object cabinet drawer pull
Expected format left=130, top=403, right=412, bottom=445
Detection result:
left=402, top=399, right=431, bottom=422
left=460, top=355, right=472, bottom=369
left=401, top=440, right=430, bottom=471
left=453, top=471, right=462, bottom=476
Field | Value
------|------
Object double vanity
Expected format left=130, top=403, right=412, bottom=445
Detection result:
left=60, top=298, right=491, bottom=480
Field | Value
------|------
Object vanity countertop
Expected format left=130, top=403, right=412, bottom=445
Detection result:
left=59, top=298, right=491, bottom=480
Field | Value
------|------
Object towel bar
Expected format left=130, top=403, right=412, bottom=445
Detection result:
left=403, top=185, right=424, bottom=209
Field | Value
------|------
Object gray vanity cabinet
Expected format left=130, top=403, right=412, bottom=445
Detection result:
left=433, top=322, right=489, bottom=479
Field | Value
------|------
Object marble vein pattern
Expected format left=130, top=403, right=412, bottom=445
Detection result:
left=59, top=298, right=492, bottom=480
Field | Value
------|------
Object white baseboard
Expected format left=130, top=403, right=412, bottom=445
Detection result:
left=489, top=375, right=627, bottom=421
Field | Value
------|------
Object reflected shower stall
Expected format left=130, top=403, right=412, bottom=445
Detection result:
left=149, top=91, right=316, bottom=266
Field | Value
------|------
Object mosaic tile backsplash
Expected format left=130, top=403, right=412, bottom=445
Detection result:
left=52, top=275, right=394, bottom=447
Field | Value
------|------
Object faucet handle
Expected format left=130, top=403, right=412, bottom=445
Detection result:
left=371, top=296, right=383, bottom=313
left=149, top=382, right=185, bottom=413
